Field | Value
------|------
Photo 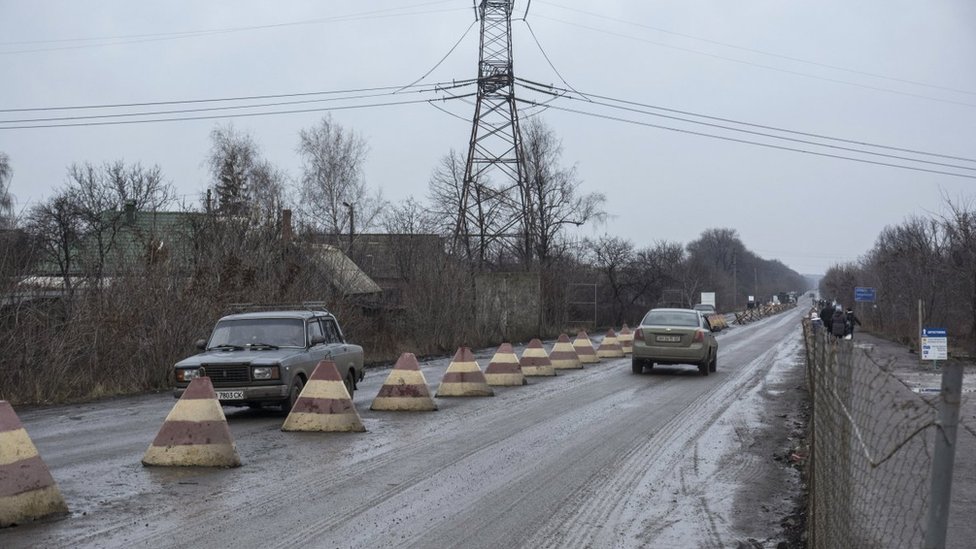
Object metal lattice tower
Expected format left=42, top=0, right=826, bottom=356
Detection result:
left=455, top=0, right=530, bottom=264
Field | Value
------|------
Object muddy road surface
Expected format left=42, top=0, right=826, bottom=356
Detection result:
left=2, top=308, right=805, bottom=548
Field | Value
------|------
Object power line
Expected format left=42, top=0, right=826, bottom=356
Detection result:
left=531, top=13, right=976, bottom=110
left=0, top=80, right=475, bottom=114
left=514, top=97, right=976, bottom=180
left=525, top=89, right=976, bottom=173
left=519, top=78, right=976, bottom=164
left=0, top=82, right=474, bottom=125
left=0, top=95, right=476, bottom=130
left=0, top=4, right=467, bottom=55
left=397, top=19, right=478, bottom=92
left=521, top=20, right=590, bottom=101
left=535, top=0, right=976, bottom=97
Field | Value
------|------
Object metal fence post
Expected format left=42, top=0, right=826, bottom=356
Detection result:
left=923, top=361, right=964, bottom=549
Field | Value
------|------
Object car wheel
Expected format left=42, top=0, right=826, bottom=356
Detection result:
left=699, top=360, right=709, bottom=376
left=285, top=376, right=305, bottom=413
left=632, top=358, right=643, bottom=375
left=709, top=353, right=717, bottom=373
left=344, top=371, right=356, bottom=397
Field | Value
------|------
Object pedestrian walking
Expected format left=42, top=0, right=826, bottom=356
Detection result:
left=830, top=305, right=846, bottom=339
left=820, top=303, right=835, bottom=334
left=845, top=308, right=862, bottom=339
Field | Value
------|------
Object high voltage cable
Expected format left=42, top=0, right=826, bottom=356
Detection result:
left=0, top=82, right=475, bottom=125
left=0, top=95, right=476, bottom=130
left=517, top=78, right=976, bottom=164
left=532, top=13, right=976, bottom=110
left=516, top=87, right=976, bottom=173
left=0, top=4, right=467, bottom=55
left=514, top=97, right=976, bottom=180
left=397, top=19, right=478, bottom=92
left=521, top=20, right=590, bottom=102
left=535, top=0, right=976, bottom=97
left=0, top=80, right=475, bottom=114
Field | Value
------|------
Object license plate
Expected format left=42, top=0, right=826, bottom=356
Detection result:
left=656, top=335, right=681, bottom=343
left=216, top=390, right=245, bottom=400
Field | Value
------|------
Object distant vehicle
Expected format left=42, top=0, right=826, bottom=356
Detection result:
left=631, top=308, right=719, bottom=376
left=173, top=307, right=364, bottom=411
left=693, top=303, right=717, bottom=315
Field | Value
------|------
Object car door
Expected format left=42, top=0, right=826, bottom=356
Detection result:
left=305, top=318, right=330, bottom=370
left=322, top=317, right=356, bottom=378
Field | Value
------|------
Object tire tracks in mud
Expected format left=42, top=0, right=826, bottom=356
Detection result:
left=525, top=310, right=803, bottom=548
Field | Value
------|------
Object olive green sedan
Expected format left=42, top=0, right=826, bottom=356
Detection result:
left=631, top=308, right=719, bottom=376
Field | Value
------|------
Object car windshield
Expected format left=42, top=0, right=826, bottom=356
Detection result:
left=642, top=311, right=700, bottom=327
left=694, top=304, right=715, bottom=312
left=208, top=318, right=306, bottom=349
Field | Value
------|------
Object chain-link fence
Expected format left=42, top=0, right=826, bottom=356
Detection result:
left=802, top=318, right=974, bottom=548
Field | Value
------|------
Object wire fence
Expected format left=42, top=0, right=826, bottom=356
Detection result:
left=801, top=318, right=974, bottom=548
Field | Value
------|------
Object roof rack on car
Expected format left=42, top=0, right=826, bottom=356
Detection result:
left=224, top=302, right=331, bottom=314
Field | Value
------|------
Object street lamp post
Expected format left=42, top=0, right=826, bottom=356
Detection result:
left=342, top=201, right=354, bottom=257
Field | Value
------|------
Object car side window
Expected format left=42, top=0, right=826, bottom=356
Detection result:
left=323, top=319, right=342, bottom=344
left=307, top=319, right=324, bottom=345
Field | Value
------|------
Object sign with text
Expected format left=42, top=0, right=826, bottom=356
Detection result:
left=921, top=327, right=948, bottom=361
left=854, top=287, right=876, bottom=302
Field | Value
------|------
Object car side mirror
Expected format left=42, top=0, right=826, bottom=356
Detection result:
left=195, top=339, right=207, bottom=350
left=310, top=335, right=326, bottom=346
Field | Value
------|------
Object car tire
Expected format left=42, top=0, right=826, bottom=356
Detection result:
left=344, top=370, right=356, bottom=397
left=285, top=376, right=305, bottom=413
left=632, top=358, right=643, bottom=375
left=709, top=353, right=717, bottom=373
left=699, top=360, right=709, bottom=376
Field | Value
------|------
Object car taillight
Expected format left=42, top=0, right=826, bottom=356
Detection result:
left=692, top=330, right=705, bottom=343
left=635, top=327, right=644, bottom=340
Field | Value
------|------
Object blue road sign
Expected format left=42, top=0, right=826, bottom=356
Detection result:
left=922, top=327, right=947, bottom=337
left=854, top=287, right=876, bottom=302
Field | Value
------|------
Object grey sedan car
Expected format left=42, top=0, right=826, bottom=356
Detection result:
left=631, top=308, right=719, bottom=376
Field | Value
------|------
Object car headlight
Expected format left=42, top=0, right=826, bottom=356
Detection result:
left=176, top=368, right=202, bottom=383
left=252, top=366, right=280, bottom=380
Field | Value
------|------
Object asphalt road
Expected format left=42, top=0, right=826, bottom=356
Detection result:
left=1, top=307, right=805, bottom=548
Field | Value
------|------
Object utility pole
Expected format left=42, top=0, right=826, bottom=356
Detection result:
left=454, top=0, right=531, bottom=266
left=343, top=201, right=354, bottom=259
left=732, top=250, right=737, bottom=309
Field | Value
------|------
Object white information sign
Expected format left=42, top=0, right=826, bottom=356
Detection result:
left=921, top=327, right=948, bottom=361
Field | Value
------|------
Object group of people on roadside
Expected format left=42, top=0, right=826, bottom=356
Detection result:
left=810, top=301, right=861, bottom=339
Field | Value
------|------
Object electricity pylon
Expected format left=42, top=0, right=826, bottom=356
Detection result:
left=455, top=0, right=531, bottom=265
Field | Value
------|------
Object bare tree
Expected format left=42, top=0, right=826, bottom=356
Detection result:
left=65, top=161, right=174, bottom=283
left=586, top=235, right=635, bottom=324
left=0, top=152, right=13, bottom=229
left=522, top=118, right=606, bottom=267
left=297, top=115, right=383, bottom=243
left=428, top=149, right=507, bottom=263
left=26, top=190, right=82, bottom=295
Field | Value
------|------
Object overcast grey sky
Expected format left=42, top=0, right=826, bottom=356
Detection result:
left=2, top=0, right=975, bottom=275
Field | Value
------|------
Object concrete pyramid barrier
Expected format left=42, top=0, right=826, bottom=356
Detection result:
left=597, top=329, right=625, bottom=359
left=0, top=401, right=68, bottom=527
left=283, top=360, right=366, bottom=432
left=550, top=333, right=583, bottom=370
left=371, top=353, right=438, bottom=411
left=521, top=339, right=556, bottom=377
left=436, top=347, right=494, bottom=397
left=484, top=343, right=526, bottom=386
left=619, top=324, right=634, bottom=355
left=142, top=377, right=241, bottom=467
left=573, top=331, right=600, bottom=364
